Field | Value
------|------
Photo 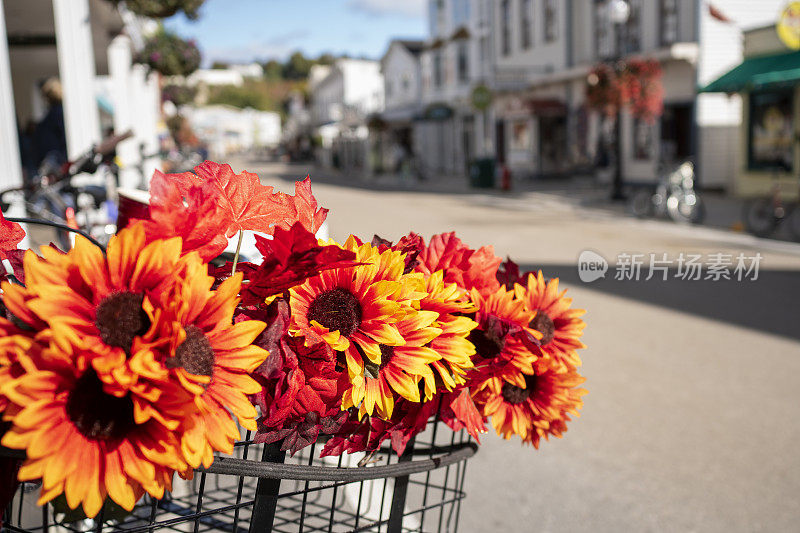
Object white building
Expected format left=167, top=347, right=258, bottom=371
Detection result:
left=182, top=105, right=281, bottom=159
left=186, top=68, right=244, bottom=87
left=488, top=0, right=791, bottom=190
left=417, top=0, right=495, bottom=177
left=310, top=58, right=384, bottom=171
left=0, top=0, right=161, bottom=192
left=375, top=39, right=425, bottom=173
left=229, top=62, right=264, bottom=79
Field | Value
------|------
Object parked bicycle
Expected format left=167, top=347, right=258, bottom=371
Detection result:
left=629, top=161, right=705, bottom=224
left=0, top=130, right=132, bottom=249
left=742, top=168, right=800, bottom=240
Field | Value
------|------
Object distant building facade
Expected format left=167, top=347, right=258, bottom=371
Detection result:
left=310, top=58, right=384, bottom=171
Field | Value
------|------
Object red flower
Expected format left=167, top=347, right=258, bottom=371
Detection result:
left=0, top=211, right=24, bottom=261
left=241, top=223, right=357, bottom=305
left=416, top=232, right=501, bottom=294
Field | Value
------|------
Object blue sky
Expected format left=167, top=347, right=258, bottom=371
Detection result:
left=165, top=0, right=427, bottom=65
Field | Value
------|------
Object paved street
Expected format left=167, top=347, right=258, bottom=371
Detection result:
left=232, top=158, right=800, bottom=533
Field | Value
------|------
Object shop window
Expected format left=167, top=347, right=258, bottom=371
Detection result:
left=501, top=0, right=512, bottom=56
left=457, top=42, right=469, bottom=83
left=510, top=120, right=531, bottom=151
left=748, top=90, right=794, bottom=172
left=544, top=0, right=558, bottom=42
left=521, top=0, right=533, bottom=49
left=633, top=118, right=655, bottom=160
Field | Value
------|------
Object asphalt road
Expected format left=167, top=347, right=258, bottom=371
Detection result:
left=230, top=159, right=800, bottom=533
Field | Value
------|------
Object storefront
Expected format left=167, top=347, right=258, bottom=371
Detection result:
left=701, top=24, right=800, bottom=199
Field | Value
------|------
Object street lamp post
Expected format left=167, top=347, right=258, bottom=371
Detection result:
left=609, top=0, right=630, bottom=201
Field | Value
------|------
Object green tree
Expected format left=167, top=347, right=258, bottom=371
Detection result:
left=283, top=51, right=312, bottom=80
left=263, top=59, right=283, bottom=80
left=210, top=60, right=229, bottom=70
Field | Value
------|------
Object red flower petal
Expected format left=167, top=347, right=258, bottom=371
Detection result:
left=0, top=211, right=24, bottom=260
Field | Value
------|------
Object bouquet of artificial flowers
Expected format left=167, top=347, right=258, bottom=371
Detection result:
left=0, top=162, right=586, bottom=519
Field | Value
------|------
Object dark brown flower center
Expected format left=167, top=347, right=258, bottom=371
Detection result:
left=467, top=329, right=505, bottom=360
left=501, top=383, right=530, bottom=404
left=307, top=288, right=362, bottom=337
left=529, top=311, right=555, bottom=346
left=95, top=291, right=150, bottom=353
left=364, top=344, right=395, bottom=379
left=66, top=369, right=135, bottom=442
left=166, top=325, right=215, bottom=380
left=501, top=375, right=540, bottom=405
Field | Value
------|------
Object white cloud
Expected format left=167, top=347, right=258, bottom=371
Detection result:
left=347, top=0, right=426, bottom=18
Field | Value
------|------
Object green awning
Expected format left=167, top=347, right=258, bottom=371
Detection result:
left=699, top=50, right=800, bottom=93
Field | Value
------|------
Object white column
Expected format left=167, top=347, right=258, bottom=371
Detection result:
left=108, top=34, right=139, bottom=189
left=0, top=0, right=29, bottom=248
left=52, top=0, right=101, bottom=158
left=129, top=64, right=160, bottom=189
left=0, top=0, right=21, bottom=190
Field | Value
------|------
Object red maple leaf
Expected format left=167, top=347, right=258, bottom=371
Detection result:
left=371, top=232, right=425, bottom=274
left=0, top=211, right=24, bottom=260
left=291, top=177, right=328, bottom=234
left=139, top=170, right=229, bottom=261
left=241, top=223, right=357, bottom=304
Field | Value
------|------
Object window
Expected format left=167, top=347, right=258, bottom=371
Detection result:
left=501, top=0, right=511, bottom=56
left=453, top=0, right=470, bottom=28
left=660, top=0, right=679, bottom=46
left=622, top=0, right=642, bottom=53
left=544, top=0, right=557, bottom=42
left=633, top=118, right=654, bottom=160
left=430, top=0, right=446, bottom=37
left=521, top=0, right=533, bottom=49
left=457, top=42, right=469, bottom=83
left=402, top=73, right=411, bottom=92
left=595, top=1, right=613, bottom=59
left=433, top=51, right=443, bottom=88
left=748, top=90, right=794, bottom=171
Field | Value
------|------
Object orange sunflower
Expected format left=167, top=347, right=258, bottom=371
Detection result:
left=289, top=236, right=427, bottom=417
left=1, top=223, right=185, bottom=396
left=154, top=261, right=269, bottom=469
left=473, top=359, right=586, bottom=448
left=0, top=317, right=38, bottom=412
left=466, top=286, right=542, bottom=388
left=515, top=271, right=586, bottom=371
left=0, top=345, right=183, bottom=517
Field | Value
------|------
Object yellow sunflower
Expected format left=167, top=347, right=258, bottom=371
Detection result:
left=466, top=286, right=542, bottom=388
left=289, top=236, right=427, bottom=417
left=418, top=270, right=477, bottom=397
left=0, top=345, right=183, bottom=517
left=342, top=309, right=441, bottom=419
left=0, top=317, right=39, bottom=412
left=474, top=359, right=586, bottom=448
left=155, top=262, right=269, bottom=469
left=515, top=271, right=586, bottom=371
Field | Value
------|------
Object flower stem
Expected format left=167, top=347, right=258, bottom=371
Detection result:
left=231, top=230, right=243, bottom=276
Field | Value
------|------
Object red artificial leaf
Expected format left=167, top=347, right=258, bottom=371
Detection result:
left=496, top=258, right=524, bottom=290
left=291, top=177, right=328, bottom=234
left=417, top=232, right=501, bottom=294
left=0, top=211, right=24, bottom=260
left=187, top=161, right=298, bottom=236
left=440, top=389, right=486, bottom=443
left=372, top=232, right=425, bottom=274
left=241, top=223, right=357, bottom=304
left=140, top=170, right=229, bottom=261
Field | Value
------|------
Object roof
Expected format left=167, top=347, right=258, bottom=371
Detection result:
left=396, top=40, right=425, bottom=57
left=699, top=49, right=800, bottom=93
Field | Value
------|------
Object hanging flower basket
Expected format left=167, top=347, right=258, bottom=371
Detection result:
left=136, top=30, right=201, bottom=77
left=585, top=63, right=620, bottom=116
left=0, top=161, right=589, bottom=532
left=585, top=58, right=664, bottom=123
left=108, top=0, right=205, bottom=20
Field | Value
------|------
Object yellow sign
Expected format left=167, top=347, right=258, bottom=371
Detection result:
left=777, top=2, right=800, bottom=50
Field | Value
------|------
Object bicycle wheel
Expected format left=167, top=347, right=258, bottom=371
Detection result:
left=787, top=206, right=800, bottom=242
left=667, top=192, right=704, bottom=225
left=742, top=198, right=778, bottom=237
left=629, top=190, right=654, bottom=218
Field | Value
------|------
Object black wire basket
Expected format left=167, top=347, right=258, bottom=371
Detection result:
left=2, top=422, right=475, bottom=533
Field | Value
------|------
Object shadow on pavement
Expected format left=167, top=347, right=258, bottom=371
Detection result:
left=526, top=263, right=800, bottom=342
